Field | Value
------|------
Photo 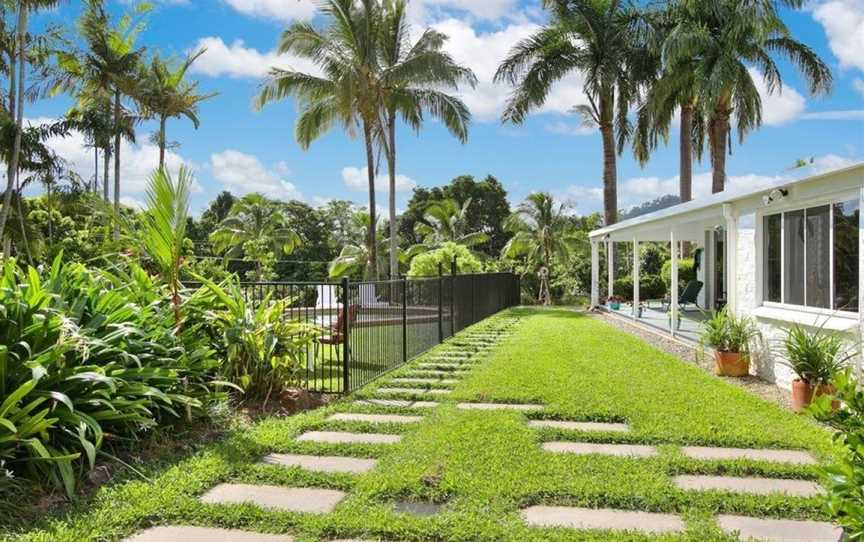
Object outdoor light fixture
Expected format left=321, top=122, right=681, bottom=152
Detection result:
left=762, top=188, right=789, bottom=207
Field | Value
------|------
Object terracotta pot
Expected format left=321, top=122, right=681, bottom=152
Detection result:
left=791, top=380, right=840, bottom=413
left=714, top=351, right=750, bottom=377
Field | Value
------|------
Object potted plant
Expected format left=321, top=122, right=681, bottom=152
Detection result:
left=781, top=324, right=849, bottom=412
left=607, top=296, right=623, bottom=311
left=700, top=308, right=758, bottom=377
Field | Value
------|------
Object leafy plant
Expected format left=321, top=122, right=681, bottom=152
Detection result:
left=810, top=370, right=864, bottom=538
left=408, top=242, right=481, bottom=278
left=699, top=308, right=758, bottom=353
left=781, top=324, right=851, bottom=386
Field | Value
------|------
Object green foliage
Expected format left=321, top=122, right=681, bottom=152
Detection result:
left=781, top=324, right=852, bottom=385
left=640, top=244, right=668, bottom=276
left=661, top=258, right=696, bottom=287
left=188, top=276, right=317, bottom=404
left=610, top=275, right=666, bottom=301
left=407, top=242, right=481, bottom=277
left=700, top=308, right=758, bottom=354
left=811, top=371, right=864, bottom=538
left=612, top=276, right=633, bottom=301
left=0, top=255, right=217, bottom=497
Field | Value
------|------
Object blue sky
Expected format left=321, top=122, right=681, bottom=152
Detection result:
left=27, top=0, right=864, bottom=215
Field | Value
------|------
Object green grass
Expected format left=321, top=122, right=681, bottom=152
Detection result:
left=2, top=308, right=836, bottom=541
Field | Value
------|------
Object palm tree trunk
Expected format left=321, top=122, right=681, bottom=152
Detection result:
left=679, top=103, right=693, bottom=203
left=599, top=90, right=617, bottom=227
left=362, top=119, right=378, bottom=279
left=0, top=5, right=28, bottom=249
left=387, top=112, right=398, bottom=280
left=94, top=147, right=99, bottom=193
left=158, top=115, right=166, bottom=169
left=711, top=112, right=729, bottom=194
left=113, top=88, right=121, bottom=240
left=103, top=145, right=110, bottom=202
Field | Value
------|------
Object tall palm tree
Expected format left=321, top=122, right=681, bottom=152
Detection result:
left=209, top=193, right=301, bottom=281
left=255, top=0, right=385, bottom=278
left=137, top=50, right=216, bottom=169
left=408, top=198, right=489, bottom=258
left=378, top=0, right=476, bottom=278
left=663, top=0, right=831, bottom=193
left=502, top=192, right=578, bottom=305
left=495, top=0, right=653, bottom=227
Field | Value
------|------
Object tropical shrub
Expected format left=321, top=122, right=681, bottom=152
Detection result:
left=810, top=371, right=864, bottom=538
left=781, top=324, right=852, bottom=386
left=0, top=256, right=219, bottom=496
left=188, top=276, right=318, bottom=405
left=611, top=274, right=666, bottom=301
left=699, top=308, right=758, bottom=353
left=661, top=258, right=696, bottom=287
left=612, top=276, right=633, bottom=301
left=408, top=242, right=482, bottom=277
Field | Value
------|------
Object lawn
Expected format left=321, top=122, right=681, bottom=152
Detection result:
left=2, top=308, right=836, bottom=541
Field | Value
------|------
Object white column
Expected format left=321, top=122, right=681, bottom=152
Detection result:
left=858, top=186, right=864, bottom=380
left=723, top=204, right=738, bottom=315
left=670, top=231, right=679, bottom=337
left=633, top=238, right=640, bottom=320
left=607, top=240, right=615, bottom=303
left=590, top=241, right=600, bottom=309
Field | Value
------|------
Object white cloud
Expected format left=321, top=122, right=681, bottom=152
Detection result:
left=854, top=78, right=864, bottom=97
left=545, top=121, right=597, bottom=136
left=222, top=0, right=316, bottom=22
left=341, top=166, right=417, bottom=193
left=812, top=0, right=864, bottom=71
left=119, top=196, right=146, bottom=210
left=750, top=68, right=807, bottom=125
left=801, top=109, right=864, bottom=120
left=17, top=117, right=199, bottom=197
left=190, top=37, right=319, bottom=79
left=210, top=150, right=302, bottom=200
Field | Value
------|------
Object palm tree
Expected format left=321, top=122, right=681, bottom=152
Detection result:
left=378, top=0, right=476, bottom=278
left=502, top=192, right=578, bottom=304
left=495, top=0, right=653, bottom=227
left=140, top=166, right=192, bottom=332
left=408, top=198, right=489, bottom=258
left=328, top=210, right=390, bottom=278
left=210, top=193, right=301, bottom=281
left=66, top=96, right=113, bottom=195
left=255, top=0, right=385, bottom=278
left=137, top=50, right=215, bottom=168
left=663, top=0, right=831, bottom=193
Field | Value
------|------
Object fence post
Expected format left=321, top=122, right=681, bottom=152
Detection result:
left=450, top=257, right=457, bottom=335
left=402, top=277, right=408, bottom=363
left=437, top=263, right=444, bottom=343
left=341, top=277, right=350, bottom=394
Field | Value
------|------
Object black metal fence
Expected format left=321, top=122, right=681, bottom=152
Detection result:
left=222, top=270, right=519, bottom=394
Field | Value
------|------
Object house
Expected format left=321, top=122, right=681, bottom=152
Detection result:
left=588, top=163, right=864, bottom=389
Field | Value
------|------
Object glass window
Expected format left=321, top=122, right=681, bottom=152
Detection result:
left=763, top=214, right=781, bottom=302
left=783, top=210, right=805, bottom=306
left=834, top=200, right=859, bottom=312
left=806, top=205, right=831, bottom=309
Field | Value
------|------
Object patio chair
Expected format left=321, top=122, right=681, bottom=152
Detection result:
left=663, top=280, right=703, bottom=312
left=312, top=304, right=360, bottom=369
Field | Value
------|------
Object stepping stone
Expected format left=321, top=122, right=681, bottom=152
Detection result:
left=296, top=431, right=402, bottom=445
left=522, top=506, right=684, bottom=534
left=262, top=453, right=377, bottom=474
left=394, top=500, right=444, bottom=517
left=543, top=442, right=657, bottom=458
left=201, top=484, right=346, bottom=514
left=328, top=413, right=422, bottom=424
left=391, top=378, right=459, bottom=385
left=457, top=402, right=543, bottom=411
left=681, top=446, right=817, bottom=465
left=125, top=526, right=293, bottom=542
left=377, top=387, right=452, bottom=396
left=353, top=399, right=439, bottom=409
left=416, top=363, right=464, bottom=370
left=673, top=475, right=823, bottom=497
left=408, top=370, right=468, bottom=377
left=717, top=515, right=842, bottom=542
left=528, top=420, right=630, bottom=433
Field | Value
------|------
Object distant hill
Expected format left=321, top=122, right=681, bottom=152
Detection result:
left=620, top=194, right=682, bottom=220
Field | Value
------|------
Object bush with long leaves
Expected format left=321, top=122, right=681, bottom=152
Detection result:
left=0, top=255, right=219, bottom=497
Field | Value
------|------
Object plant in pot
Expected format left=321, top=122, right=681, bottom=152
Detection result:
left=781, top=324, right=850, bottom=413
left=700, top=308, right=758, bottom=377
left=607, top=295, right=623, bottom=311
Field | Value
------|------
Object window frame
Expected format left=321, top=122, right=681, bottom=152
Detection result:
left=758, top=189, right=860, bottom=317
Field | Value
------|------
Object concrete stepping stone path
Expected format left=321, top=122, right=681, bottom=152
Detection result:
left=262, top=453, right=377, bottom=474
left=673, top=475, right=824, bottom=497
left=377, top=387, right=452, bottom=396
left=543, top=442, right=657, bottom=458
left=125, top=526, right=294, bottom=542
left=681, top=446, right=817, bottom=465
left=407, top=369, right=469, bottom=378
left=522, top=506, right=685, bottom=534
left=201, top=484, right=346, bottom=514
left=327, top=413, right=422, bottom=424
left=528, top=420, right=630, bottom=433
left=717, top=515, right=842, bottom=542
left=457, top=402, right=544, bottom=411
left=353, top=399, right=439, bottom=409
left=296, top=431, right=402, bottom=445
left=391, top=377, right=459, bottom=385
